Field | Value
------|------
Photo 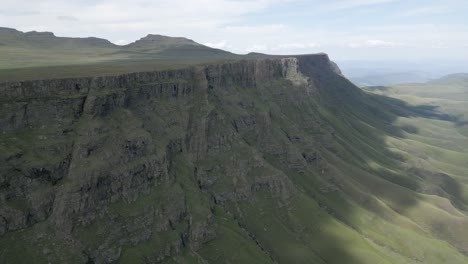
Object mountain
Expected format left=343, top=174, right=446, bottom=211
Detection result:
left=125, top=34, right=201, bottom=49
left=429, top=73, right=468, bottom=86
left=0, top=27, right=117, bottom=49
left=1, top=29, right=468, bottom=264
left=0, top=28, right=236, bottom=81
left=365, top=73, right=468, bottom=128
left=350, top=71, right=433, bottom=86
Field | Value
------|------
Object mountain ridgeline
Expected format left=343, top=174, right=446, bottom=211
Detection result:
left=0, top=27, right=222, bottom=52
left=1, top=30, right=468, bottom=264
left=0, top=27, right=235, bottom=81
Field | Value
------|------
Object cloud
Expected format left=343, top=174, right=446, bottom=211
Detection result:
left=431, top=42, right=448, bottom=49
left=1, top=0, right=281, bottom=30
left=270, top=43, right=320, bottom=51
left=56, top=15, right=78, bottom=21
left=0, top=10, right=40, bottom=16
left=204, top=40, right=229, bottom=49
left=323, top=0, right=398, bottom=10
left=115, top=39, right=129, bottom=45
left=242, top=42, right=321, bottom=53
left=397, top=6, right=452, bottom=17
left=224, top=24, right=287, bottom=34
left=245, top=44, right=269, bottom=52
left=276, top=43, right=320, bottom=49
left=348, top=39, right=402, bottom=48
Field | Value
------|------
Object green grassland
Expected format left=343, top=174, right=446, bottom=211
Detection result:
left=363, top=75, right=468, bottom=212
left=0, top=27, right=239, bottom=81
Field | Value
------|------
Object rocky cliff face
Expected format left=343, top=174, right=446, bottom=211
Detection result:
left=0, top=54, right=338, bottom=263
left=3, top=53, right=467, bottom=264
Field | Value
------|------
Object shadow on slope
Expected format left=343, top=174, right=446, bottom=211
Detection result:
left=305, top=66, right=468, bottom=256
left=190, top=58, right=468, bottom=263
left=321, top=65, right=466, bottom=204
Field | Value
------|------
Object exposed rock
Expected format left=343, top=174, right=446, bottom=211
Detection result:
left=0, top=54, right=344, bottom=262
left=0, top=216, right=7, bottom=236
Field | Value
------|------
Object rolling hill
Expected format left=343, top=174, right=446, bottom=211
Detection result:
left=0, top=27, right=237, bottom=81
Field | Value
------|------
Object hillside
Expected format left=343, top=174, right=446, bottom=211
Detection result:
left=0, top=28, right=237, bottom=81
left=349, top=71, right=432, bottom=86
left=1, top=30, right=468, bottom=264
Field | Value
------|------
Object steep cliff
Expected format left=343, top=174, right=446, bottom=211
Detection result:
left=1, top=54, right=468, bottom=264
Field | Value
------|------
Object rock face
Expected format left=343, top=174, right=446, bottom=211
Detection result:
left=2, top=53, right=468, bottom=264
left=0, top=54, right=335, bottom=263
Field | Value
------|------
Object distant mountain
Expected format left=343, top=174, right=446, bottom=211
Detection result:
left=125, top=34, right=200, bottom=49
left=0, top=27, right=117, bottom=50
left=350, top=71, right=433, bottom=86
left=0, top=27, right=237, bottom=81
left=123, top=34, right=233, bottom=57
left=429, top=73, right=468, bottom=85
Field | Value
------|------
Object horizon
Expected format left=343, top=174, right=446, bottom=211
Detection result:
left=2, top=0, right=468, bottom=61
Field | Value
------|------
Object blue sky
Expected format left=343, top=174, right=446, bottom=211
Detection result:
left=2, top=0, right=468, bottom=60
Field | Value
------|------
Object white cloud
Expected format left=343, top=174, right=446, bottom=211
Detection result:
left=275, top=43, right=320, bottom=49
left=0, top=0, right=286, bottom=39
left=431, top=42, right=448, bottom=49
left=397, top=6, right=452, bottom=17
left=204, top=40, right=229, bottom=49
left=224, top=24, right=287, bottom=34
left=115, top=39, right=128, bottom=45
left=242, top=42, right=321, bottom=53
left=323, top=0, right=398, bottom=10
left=269, top=43, right=320, bottom=52
left=246, top=44, right=269, bottom=52
left=56, top=15, right=78, bottom=21
left=348, top=39, right=402, bottom=48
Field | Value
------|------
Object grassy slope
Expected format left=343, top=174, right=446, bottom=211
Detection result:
left=365, top=76, right=468, bottom=206
left=0, top=28, right=239, bottom=81
left=359, top=75, right=468, bottom=255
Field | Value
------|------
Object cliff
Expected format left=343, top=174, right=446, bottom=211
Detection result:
left=0, top=54, right=332, bottom=262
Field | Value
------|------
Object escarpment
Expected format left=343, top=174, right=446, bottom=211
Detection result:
left=0, top=54, right=340, bottom=262
left=2, top=53, right=468, bottom=264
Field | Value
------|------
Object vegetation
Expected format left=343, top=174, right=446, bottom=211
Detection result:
left=1, top=28, right=468, bottom=263
left=0, top=27, right=240, bottom=81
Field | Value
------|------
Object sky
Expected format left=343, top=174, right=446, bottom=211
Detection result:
left=1, top=0, right=468, bottom=60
